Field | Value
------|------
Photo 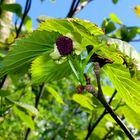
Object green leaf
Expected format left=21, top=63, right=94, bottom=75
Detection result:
left=72, top=94, right=94, bottom=111
left=14, top=102, right=38, bottom=116
left=107, top=38, right=140, bottom=70
left=123, top=105, right=140, bottom=129
left=1, top=3, right=22, bottom=17
left=103, top=64, right=140, bottom=114
left=110, top=13, right=122, bottom=25
left=112, top=0, right=118, bottom=4
left=38, top=18, right=104, bottom=36
left=46, top=85, right=65, bottom=105
left=102, top=86, right=115, bottom=97
left=24, top=16, right=32, bottom=32
left=0, top=90, right=11, bottom=97
left=6, top=98, right=38, bottom=116
left=38, top=18, right=104, bottom=50
left=31, top=55, right=72, bottom=83
left=13, top=106, right=34, bottom=130
left=102, top=18, right=116, bottom=34
left=0, top=31, right=60, bottom=78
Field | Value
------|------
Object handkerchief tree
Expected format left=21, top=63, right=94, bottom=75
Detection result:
left=0, top=0, right=140, bottom=139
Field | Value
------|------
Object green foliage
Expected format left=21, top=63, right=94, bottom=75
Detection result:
left=0, top=1, right=140, bottom=139
left=31, top=55, right=72, bottom=83
left=24, top=16, right=32, bottom=32
left=112, top=0, right=118, bottom=4
left=13, top=106, right=35, bottom=130
left=72, top=93, right=94, bottom=111
left=103, top=64, right=140, bottom=115
left=1, top=3, right=22, bottom=17
left=0, top=31, right=60, bottom=77
left=45, top=85, right=65, bottom=105
left=102, top=18, right=116, bottom=34
left=109, top=13, right=122, bottom=25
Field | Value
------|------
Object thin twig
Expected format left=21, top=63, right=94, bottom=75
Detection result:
left=66, top=0, right=76, bottom=17
left=24, top=83, right=45, bottom=140
left=66, top=0, right=80, bottom=18
left=70, top=0, right=80, bottom=16
left=16, top=0, right=32, bottom=37
left=74, top=0, right=94, bottom=15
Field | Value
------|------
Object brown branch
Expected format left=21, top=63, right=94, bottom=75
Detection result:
left=85, top=89, right=117, bottom=140
left=66, top=0, right=80, bottom=18
left=93, top=63, right=135, bottom=140
left=24, top=83, right=45, bottom=140
left=85, top=63, right=135, bottom=140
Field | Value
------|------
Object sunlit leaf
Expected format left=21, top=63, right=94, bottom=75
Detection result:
left=110, top=13, right=122, bottom=24
left=103, top=64, right=140, bottom=114
left=31, top=55, right=72, bottom=83
left=123, top=105, right=140, bottom=129
left=107, top=38, right=140, bottom=70
left=13, top=106, right=34, bottom=130
left=0, top=31, right=60, bottom=77
left=46, top=85, right=65, bottom=105
left=133, top=5, right=140, bottom=18
left=6, top=98, right=38, bottom=116
left=72, top=94, right=94, bottom=111
left=24, top=16, right=32, bottom=32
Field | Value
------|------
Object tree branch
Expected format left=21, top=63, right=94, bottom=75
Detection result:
left=24, top=83, right=45, bottom=140
left=16, top=0, right=32, bottom=37
left=92, top=63, right=135, bottom=140
left=85, top=89, right=117, bottom=140
left=66, top=0, right=80, bottom=18
left=74, top=0, right=94, bottom=15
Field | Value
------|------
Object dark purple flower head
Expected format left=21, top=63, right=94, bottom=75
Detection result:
left=56, top=36, right=73, bottom=56
left=76, top=85, right=85, bottom=93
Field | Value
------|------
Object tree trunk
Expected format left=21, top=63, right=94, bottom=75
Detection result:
left=0, top=0, right=15, bottom=45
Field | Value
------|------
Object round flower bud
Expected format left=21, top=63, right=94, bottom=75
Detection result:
left=85, top=84, right=96, bottom=93
left=76, top=85, right=85, bottom=93
left=56, top=36, right=73, bottom=56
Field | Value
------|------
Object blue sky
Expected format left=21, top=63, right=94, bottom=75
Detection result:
left=18, top=0, right=140, bottom=51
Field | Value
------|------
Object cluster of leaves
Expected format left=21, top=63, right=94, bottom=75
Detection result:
left=0, top=1, right=140, bottom=140
left=0, top=16, right=140, bottom=139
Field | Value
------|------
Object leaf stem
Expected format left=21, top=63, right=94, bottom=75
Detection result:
left=16, top=0, right=32, bottom=38
left=68, top=58, right=80, bottom=82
